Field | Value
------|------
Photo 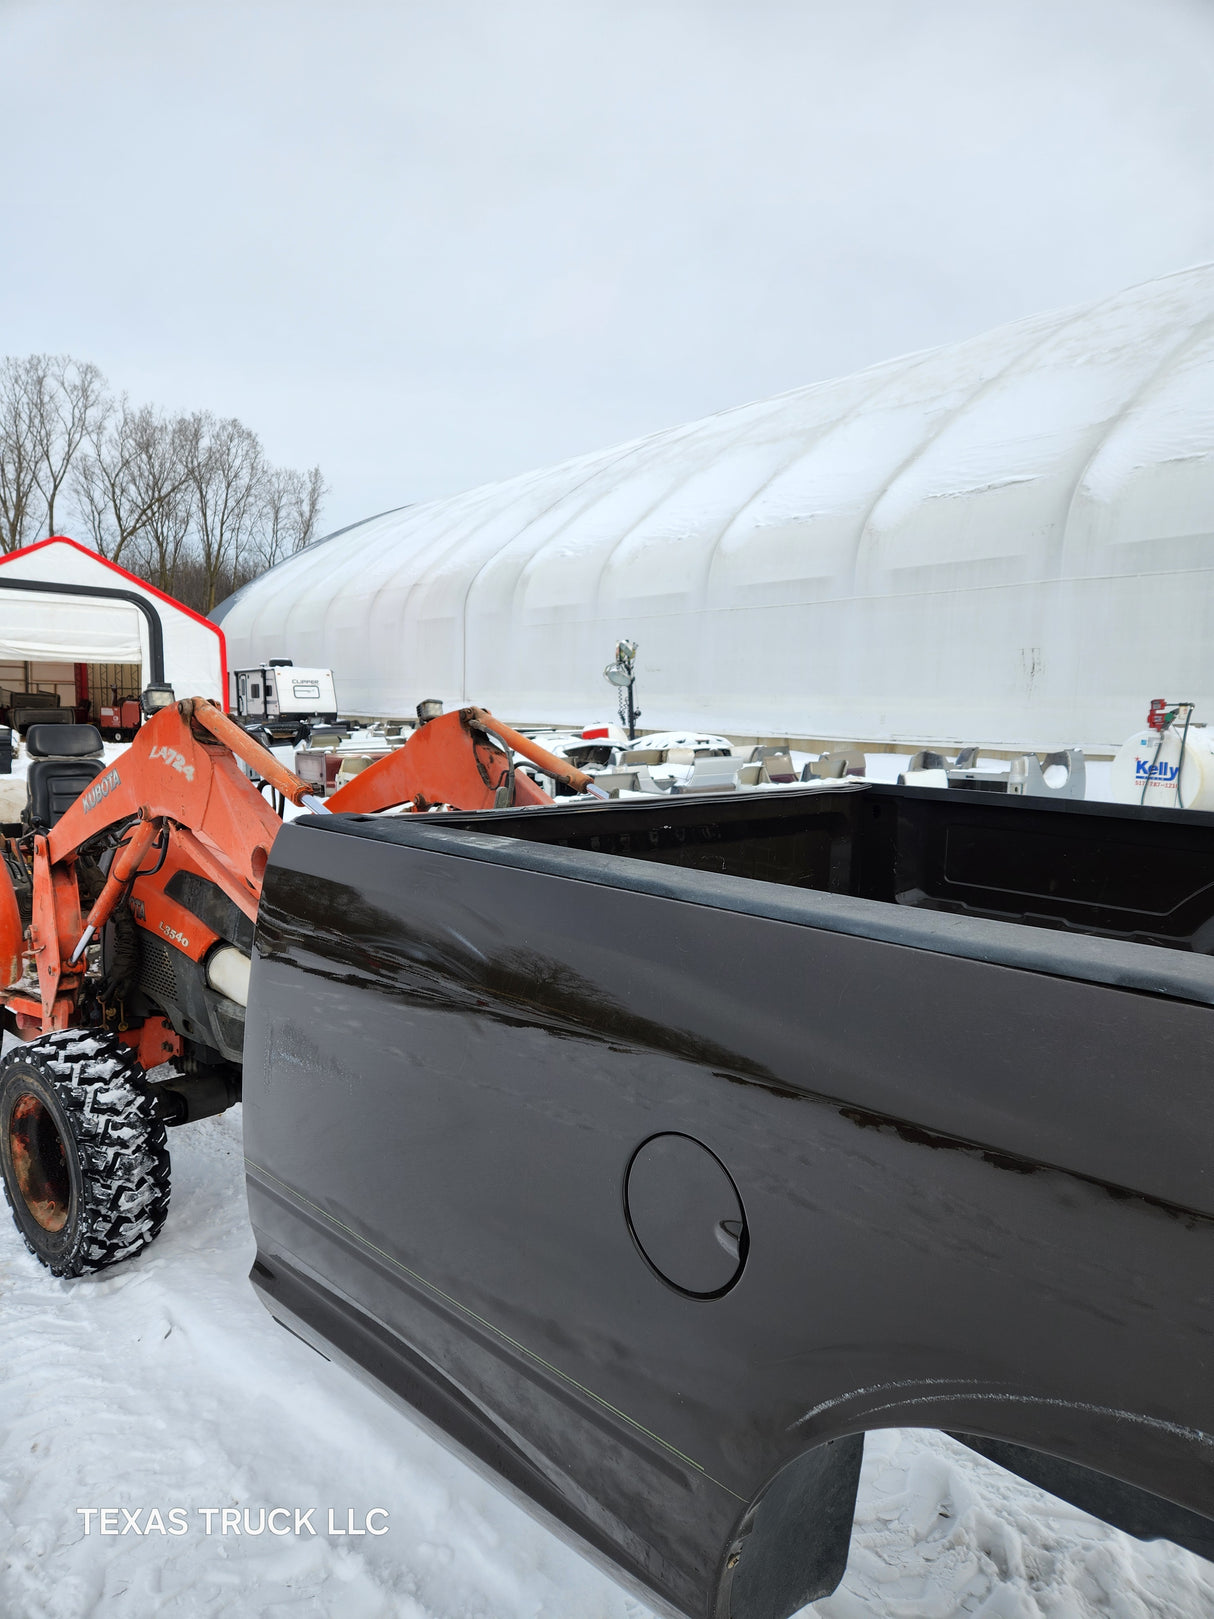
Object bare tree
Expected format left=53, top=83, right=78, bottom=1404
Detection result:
left=183, top=413, right=267, bottom=610
left=29, top=355, right=109, bottom=539
left=77, top=399, right=160, bottom=564
left=0, top=357, right=46, bottom=551
left=258, top=462, right=328, bottom=569
left=0, top=351, right=327, bottom=609
left=132, top=414, right=197, bottom=595
left=74, top=401, right=195, bottom=574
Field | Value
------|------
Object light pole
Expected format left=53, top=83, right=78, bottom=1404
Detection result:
left=603, top=639, right=640, bottom=740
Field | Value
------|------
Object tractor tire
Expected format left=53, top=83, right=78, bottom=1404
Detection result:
left=0, top=1030, right=171, bottom=1276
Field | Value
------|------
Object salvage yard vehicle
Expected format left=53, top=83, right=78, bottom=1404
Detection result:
left=1, top=708, right=1212, bottom=1618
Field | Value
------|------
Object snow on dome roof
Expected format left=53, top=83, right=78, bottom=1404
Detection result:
left=214, top=264, right=1214, bottom=748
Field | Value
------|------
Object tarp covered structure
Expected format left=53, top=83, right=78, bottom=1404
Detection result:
left=0, top=538, right=227, bottom=702
left=214, top=265, right=1214, bottom=748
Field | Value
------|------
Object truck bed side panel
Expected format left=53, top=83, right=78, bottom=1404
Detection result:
left=244, top=818, right=1214, bottom=1617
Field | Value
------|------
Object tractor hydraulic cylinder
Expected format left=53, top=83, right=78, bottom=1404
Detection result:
left=69, top=816, right=161, bottom=965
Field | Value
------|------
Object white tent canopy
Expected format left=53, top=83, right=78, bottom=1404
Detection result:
left=0, top=539, right=227, bottom=704
left=0, top=592, right=151, bottom=664
left=215, top=264, right=1214, bottom=749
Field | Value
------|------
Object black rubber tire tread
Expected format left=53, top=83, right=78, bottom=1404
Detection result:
left=0, top=1029, right=171, bottom=1276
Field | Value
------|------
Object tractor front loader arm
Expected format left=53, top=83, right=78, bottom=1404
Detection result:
left=324, top=706, right=604, bottom=814
left=45, top=698, right=319, bottom=888
left=4, top=699, right=319, bottom=1034
left=46, top=698, right=321, bottom=876
left=2, top=695, right=596, bottom=1033
left=27, top=835, right=86, bottom=1029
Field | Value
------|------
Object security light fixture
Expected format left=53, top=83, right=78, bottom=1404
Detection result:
left=140, top=683, right=176, bottom=715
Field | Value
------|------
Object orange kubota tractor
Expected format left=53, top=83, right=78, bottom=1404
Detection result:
left=0, top=699, right=598, bottom=1276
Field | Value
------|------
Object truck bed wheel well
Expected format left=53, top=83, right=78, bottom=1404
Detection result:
left=953, top=1433, right=1214, bottom=1563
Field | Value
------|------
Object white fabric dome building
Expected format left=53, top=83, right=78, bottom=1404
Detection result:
left=215, top=264, right=1214, bottom=749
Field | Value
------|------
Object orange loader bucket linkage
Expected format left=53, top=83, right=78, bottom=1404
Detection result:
left=0, top=697, right=591, bottom=1038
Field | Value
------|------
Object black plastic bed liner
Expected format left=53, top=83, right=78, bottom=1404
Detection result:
left=384, top=781, right=1214, bottom=955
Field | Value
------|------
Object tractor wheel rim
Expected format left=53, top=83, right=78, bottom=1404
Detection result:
left=9, top=1092, right=71, bottom=1232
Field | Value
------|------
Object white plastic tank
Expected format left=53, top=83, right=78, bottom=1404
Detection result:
left=1110, top=712, right=1214, bottom=810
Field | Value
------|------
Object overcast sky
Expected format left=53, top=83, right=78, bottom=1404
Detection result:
left=3, top=0, right=1213, bottom=535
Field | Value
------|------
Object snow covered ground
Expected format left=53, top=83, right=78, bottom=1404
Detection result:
left=1, top=732, right=1209, bottom=1615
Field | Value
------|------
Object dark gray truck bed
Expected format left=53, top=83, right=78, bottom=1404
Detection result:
left=243, top=783, right=1214, bottom=1619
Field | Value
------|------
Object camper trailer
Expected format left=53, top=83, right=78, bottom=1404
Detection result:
left=231, top=661, right=338, bottom=739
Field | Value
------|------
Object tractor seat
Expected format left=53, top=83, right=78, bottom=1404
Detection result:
left=25, top=725, right=106, bottom=830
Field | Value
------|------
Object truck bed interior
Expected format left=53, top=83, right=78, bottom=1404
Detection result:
left=432, top=783, right=1214, bottom=955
